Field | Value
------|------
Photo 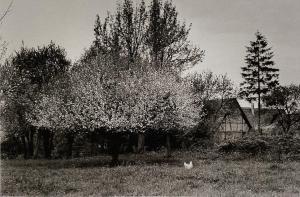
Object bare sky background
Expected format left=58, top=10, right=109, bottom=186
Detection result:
left=1, top=0, right=300, bottom=86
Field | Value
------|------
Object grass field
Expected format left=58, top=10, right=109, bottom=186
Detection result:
left=1, top=151, right=300, bottom=196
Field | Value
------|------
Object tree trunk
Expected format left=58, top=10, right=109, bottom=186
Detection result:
left=49, top=131, right=54, bottom=154
left=257, top=52, right=262, bottom=135
left=33, top=129, right=42, bottom=159
left=109, top=133, right=121, bottom=166
left=137, top=133, right=145, bottom=153
left=27, top=127, right=35, bottom=157
left=67, top=133, right=74, bottom=159
left=42, top=129, right=51, bottom=159
left=258, top=92, right=261, bottom=135
left=129, top=134, right=137, bottom=153
left=21, top=135, right=29, bottom=159
left=166, top=133, right=171, bottom=157
left=90, top=132, right=97, bottom=156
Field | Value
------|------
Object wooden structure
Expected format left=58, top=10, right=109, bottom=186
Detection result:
left=208, top=98, right=253, bottom=142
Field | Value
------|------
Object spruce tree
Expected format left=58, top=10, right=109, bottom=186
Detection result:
left=240, top=31, right=279, bottom=134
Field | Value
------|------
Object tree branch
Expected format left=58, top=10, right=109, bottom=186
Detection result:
left=0, top=1, right=13, bottom=25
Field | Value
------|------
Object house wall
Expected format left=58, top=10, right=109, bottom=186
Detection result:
left=214, top=109, right=250, bottom=142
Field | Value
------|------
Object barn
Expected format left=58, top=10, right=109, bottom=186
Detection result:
left=206, top=98, right=254, bottom=142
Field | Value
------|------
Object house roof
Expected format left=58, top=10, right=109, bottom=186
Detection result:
left=205, top=98, right=253, bottom=129
left=241, top=107, right=281, bottom=127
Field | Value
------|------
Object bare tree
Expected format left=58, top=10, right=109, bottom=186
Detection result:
left=0, top=1, right=13, bottom=62
left=0, top=1, right=13, bottom=25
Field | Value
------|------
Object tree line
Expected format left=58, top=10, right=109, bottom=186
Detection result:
left=0, top=0, right=207, bottom=163
left=0, top=0, right=299, bottom=163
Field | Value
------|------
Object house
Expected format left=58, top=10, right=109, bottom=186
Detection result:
left=215, top=99, right=300, bottom=137
left=204, top=98, right=254, bottom=142
left=242, top=107, right=282, bottom=135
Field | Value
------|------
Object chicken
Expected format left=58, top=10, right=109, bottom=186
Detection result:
left=184, top=161, right=193, bottom=169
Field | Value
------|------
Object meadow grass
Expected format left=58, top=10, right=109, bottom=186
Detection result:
left=1, top=151, right=300, bottom=196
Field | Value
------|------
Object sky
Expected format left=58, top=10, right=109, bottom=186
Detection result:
left=1, top=0, right=300, bottom=88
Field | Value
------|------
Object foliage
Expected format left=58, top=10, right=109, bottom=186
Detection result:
left=0, top=42, right=71, bottom=158
left=10, top=42, right=70, bottom=86
left=218, top=135, right=300, bottom=161
left=146, top=0, right=204, bottom=70
left=184, top=71, right=235, bottom=141
left=190, top=71, right=235, bottom=103
left=25, top=0, right=206, bottom=155
left=1, top=43, right=70, bottom=130
left=97, top=0, right=148, bottom=65
left=30, top=55, right=203, bottom=135
left=240, top=31, right=279, bottom=102
left=263, top=84, right=300, bottom=135
left=239, top=31, right=279, bottom=134
left=84, top=0, right=204, bottom=72
left=218, top=137, right=269, bottom=155
left=1, top=0, right=205, bottom=160
left=0, top=38, right=7, bottom=63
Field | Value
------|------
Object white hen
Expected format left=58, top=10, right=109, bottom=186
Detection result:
left=184, top=161, right=193, bottom=169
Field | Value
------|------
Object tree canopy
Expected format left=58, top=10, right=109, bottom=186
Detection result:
left=240, top=31, right=279, bottom=102
left=30, top=55, right=203, bottom=135
left=264, top=84, right=300, bottom=135
left=0, top=42, right=71, bottom=158
left=82, top=0, right=204, bottom=72
left=1, top=0, right=206, bottom=160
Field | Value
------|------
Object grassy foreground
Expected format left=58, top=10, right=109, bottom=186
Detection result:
left=1, top=152, right=300, bottom=196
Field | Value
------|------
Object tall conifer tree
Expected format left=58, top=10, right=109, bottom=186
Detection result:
left=240, top=31, right=279, bottom=134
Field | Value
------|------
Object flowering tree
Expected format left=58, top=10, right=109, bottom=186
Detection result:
left=77, top=0, right=205, bottom=158
left=29, top=54, right=203, bottom=162
left=1, top=42, right=70, bottom=159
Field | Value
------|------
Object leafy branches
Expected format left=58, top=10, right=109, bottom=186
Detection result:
left=89, top=0, right=204, bottom=72
left=31, top=57, right=202, bottom=135
left=264, top=85, right=300, bottom=135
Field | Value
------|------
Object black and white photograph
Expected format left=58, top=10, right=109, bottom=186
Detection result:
left=0, top=0, right=300, bottom=196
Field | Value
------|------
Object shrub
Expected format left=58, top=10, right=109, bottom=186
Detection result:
left=1, top=136, right=23, bottom=159
left=218, top=135, right=300, bottom=160
left=218, top=137, right=268, bottom=155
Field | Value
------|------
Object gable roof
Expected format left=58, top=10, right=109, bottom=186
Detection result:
left=205, top=98, right=253, bottom=130
left=242, top=107, right=282, bottom=127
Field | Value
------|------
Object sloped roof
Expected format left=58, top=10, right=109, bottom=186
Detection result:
left=241, top=107, right=281, bottom=127
left=241, top=108, right=256, bottom=127
left=205, top=98, right=253, bottom=129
